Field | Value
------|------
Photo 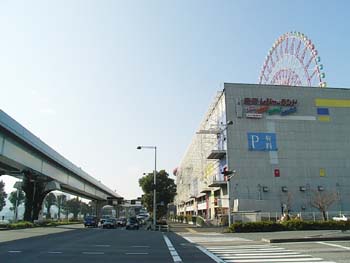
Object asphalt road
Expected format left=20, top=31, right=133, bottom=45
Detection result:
left=0, top=225, right=214, bottom=263
left=172, top=225, right=350, bottom=263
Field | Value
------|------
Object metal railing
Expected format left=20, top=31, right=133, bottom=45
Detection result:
left=232, top=211, right=350, bottom=223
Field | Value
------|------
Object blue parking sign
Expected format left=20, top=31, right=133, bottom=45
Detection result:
left=247, top=132, right=277, bottom=151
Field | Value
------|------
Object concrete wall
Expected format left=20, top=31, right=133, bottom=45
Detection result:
left=225, top=83, right=350, bottom=213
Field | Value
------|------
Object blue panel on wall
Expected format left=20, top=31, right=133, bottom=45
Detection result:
left=317, top=108, right=329, bottom=115
left=247, top=132, right=277, bottom=151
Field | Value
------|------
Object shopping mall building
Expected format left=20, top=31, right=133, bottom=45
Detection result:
left=174, top=83, right=350, bottom=221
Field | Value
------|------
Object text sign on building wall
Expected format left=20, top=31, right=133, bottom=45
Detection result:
left=247, top=132, right=277, bottom=151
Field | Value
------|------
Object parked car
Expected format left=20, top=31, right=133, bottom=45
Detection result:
left=332, top=215, right=348, bottom=221
left=126, top=217, right=139, bottom=230
left=116, top=217, right=126, bottom=227
left=84, top=216, right=98, bottom=228
left=102, top=218, right=117, bottom=229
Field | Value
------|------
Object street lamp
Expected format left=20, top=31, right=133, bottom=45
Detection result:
left=197, top=120, right=234, bottom=226
left=221, top=120, right=234, bottom=226
left=137, top=145, right=157, bottom=229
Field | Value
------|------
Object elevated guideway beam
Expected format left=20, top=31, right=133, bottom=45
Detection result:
left=0, top=110, right=122, bottom=202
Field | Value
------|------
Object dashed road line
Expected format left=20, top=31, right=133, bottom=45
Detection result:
left=131, top=245, right=150, bottom=248
left=8, top=250, right=22, bottom=253
left=82, top=252, right=105, bottom=255
left=48, top=251, right=63, bottom=254
left=94, top=244, right=111, bottom=247
left=125, top=252, right=149, bottom=255
left=163, top=234, right=182, bottom=262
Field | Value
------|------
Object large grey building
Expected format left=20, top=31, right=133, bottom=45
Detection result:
left=175, top=83, right=350, bottom=221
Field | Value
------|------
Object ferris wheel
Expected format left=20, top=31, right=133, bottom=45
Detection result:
left=259, top=31, right=327, bottom=88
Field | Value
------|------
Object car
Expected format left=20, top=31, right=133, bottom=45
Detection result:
left=84, top=216, right=98, bottom=227
left=102, top=218, right=117, bottom=229
left=116, top=217, right=126, bottom=227
left=99, top=216, right=111, bottom=226
left=126, top=217, right=139, bottom=230
left=332, top=215, right=348, bottom=221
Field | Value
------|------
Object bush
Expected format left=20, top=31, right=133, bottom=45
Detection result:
left=196, top=216, right=206, bottom=226
left=228, top=220, right=350, bottom=233
left=185, top=214, right=192, bottom=223
left=191, top=216, right=197, bottom=224
left=229, top=221, right=285, bottom=232
left=8, top=221, right=34, bottom=229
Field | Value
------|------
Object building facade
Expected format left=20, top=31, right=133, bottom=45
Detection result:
left=175, top=83, right=350, bottom=221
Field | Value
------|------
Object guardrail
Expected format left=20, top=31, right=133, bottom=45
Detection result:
left=155, top=225, right=169, bottom=232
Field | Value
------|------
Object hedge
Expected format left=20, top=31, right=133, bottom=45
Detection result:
left=2, top=220, right=83, bottom=230
left=228, top=219, right=350, bottom=233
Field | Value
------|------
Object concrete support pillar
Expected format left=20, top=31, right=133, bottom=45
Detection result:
left=22, top=174, right=47, bottom=222
left=95, top=200, right=106, bottom=219
left=22, top=172, right=60, bottom=222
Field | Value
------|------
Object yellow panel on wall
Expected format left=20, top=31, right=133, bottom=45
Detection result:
left=320, top=168, right=325, bottom=177
left=315, top=98, right=350, bottom=107
left=318, top=116, right=330, bottom=122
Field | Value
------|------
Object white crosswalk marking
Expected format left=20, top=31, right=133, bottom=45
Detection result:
left=204, top=244, right=337, bottom=263
left=181, top=233, right=250, bottom=243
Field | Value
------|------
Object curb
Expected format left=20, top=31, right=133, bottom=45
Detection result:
left=262, top=236, right=350, bottom=243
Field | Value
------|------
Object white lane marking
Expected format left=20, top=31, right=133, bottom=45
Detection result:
left=8, top=251, right=22, bottom=253
left=234, top=252, right=300, bottom=256
left=48, top=251, right=63, bottom=254
left=207, top=245, right=277, bottom=248
left=196, top=246, right=225, bottom=263
left=223, top=258, right=325, bottom=262
left=163, top=234, right=182, bottom=263
left=318, top=241, right=350, bottom=250
left=82, top=252, right=105, bottom=255
left=125, top=252, right=149, bottom=255
left=219, top=254, right=312, bottom=259
left=182, top=236, right=249, bottom=243
left=131, top=245, right=150, bottom=248
left=94, top=245, right=110, bottom=247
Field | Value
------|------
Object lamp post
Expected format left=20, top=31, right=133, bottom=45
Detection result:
left=137, top=145, right=157, bottom=229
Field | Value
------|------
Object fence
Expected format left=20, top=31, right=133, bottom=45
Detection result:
left=232, top=211, right=350, bottom=223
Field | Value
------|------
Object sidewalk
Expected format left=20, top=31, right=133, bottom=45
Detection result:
left=0, top=224, right=84, bottom=243
left=168, top=221, right=350, bottom=243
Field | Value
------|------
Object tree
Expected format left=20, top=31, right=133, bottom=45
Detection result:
left=88, top=200, right=97, bottom=215
left=44, top=193, right=57, bottom=219
left=310, top=190, right=338, bottom=221
left=0, top=180, right=7, bottom=212
left=56, top=194, right=67, bottom=220
left=8, top=190, right=25, bottom=218
left=66, top=197, right=81, bottom=220
left=139, top=170, right=176, bottom=219
left=80, top=202, right=90, bottom=218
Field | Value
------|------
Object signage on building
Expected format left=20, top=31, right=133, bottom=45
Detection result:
left=241, top=98, right=298, bottom=119
left=246, top=113, right=263, bottom=119
left=244, top=98, right=298, bottom=106
left=247, top=132, right=277, bottom=151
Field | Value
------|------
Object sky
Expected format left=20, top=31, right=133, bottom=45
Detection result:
left=1, top=0, right=350, bottom=199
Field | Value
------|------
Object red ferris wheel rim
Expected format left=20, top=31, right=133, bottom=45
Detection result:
left=259, top=31, right=327, bottom=88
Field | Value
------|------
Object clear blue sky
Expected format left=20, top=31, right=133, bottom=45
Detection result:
left=1, top=0, right=349, bottom=199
